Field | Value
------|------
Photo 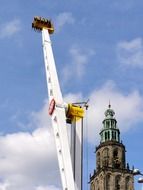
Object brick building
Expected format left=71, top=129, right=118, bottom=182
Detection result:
left=90, top=105, right=134, bottom=190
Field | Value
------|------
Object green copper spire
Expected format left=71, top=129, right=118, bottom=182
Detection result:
left=100, top=104, right=120, bottom=143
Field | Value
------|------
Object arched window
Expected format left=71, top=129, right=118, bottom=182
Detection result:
left=106, top=120, right=110, bottom=128
left=103, top=148, right=109, bottom=158
left=114, top=131, right=117, bottom=140
left=105, top=132, right=107, bottom=140
left=108, top=131, right=110, bottom=139
left=112, top=131, right=116, bottom=140
left=118, top=132, right=120, bottom=141
left=96, top=179, right=99, bottom=190
left=103, top=148, right=109, bottom=167
left=112, top=131, right=114, bottom=139
left=97, top=152, right=100, bottom=170
left=111, top=120, right=114, bottom=127
left=113, top=149, right=118, bottom=158
left=115, top=175, right=121, bottom=190
left=91, top=182, right=95, bottom=190
left=106, top=174, right=111, bottom=190
left=100, top=174, right=104, bottom=190
left=112, top=131, right=115, bottom=140
left=125, top=176, right=130, bottom=189
left=113, top=148, right=120, bottom=168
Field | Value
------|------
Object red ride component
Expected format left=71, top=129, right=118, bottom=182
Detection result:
left=48, top=99, right=56, bottom=115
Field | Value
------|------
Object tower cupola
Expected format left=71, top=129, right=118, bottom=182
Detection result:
left=100, top=104, right=120, bottom=143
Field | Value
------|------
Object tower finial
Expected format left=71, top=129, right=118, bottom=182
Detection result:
left=108, top=100, right=111, bottom=108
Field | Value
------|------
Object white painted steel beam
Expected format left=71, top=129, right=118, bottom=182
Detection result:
left=42, top=28, right=75, bottom=190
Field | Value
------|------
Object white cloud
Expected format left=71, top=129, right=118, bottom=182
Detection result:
left=62, top=45, right=95, bottom=82
left=86, top=81, right=143, bottom=144
left=29, top=100, right=51, bottom=129
left=16, top=100, right=51, bottom=131
left=36, top=185, right=60, bottom=190
left=55, top=12, right=75, bottom=32
left=0, top=127, right=61, bottom=190
left=0, top=181, right=10, bottom=190
left=117, top=38, right=143, bottom=67
left=64, top=92, right=83, bottom=103
left=0, top=19, right=21, bottom=39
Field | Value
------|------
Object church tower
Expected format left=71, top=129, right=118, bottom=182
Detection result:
left=90, top=105, right=134, bottom=190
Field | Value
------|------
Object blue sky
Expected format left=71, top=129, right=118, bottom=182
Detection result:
left=0, top=0, right=143, bottom=189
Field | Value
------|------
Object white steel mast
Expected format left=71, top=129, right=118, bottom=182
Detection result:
left=32, top=17, right=85, bottom=190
